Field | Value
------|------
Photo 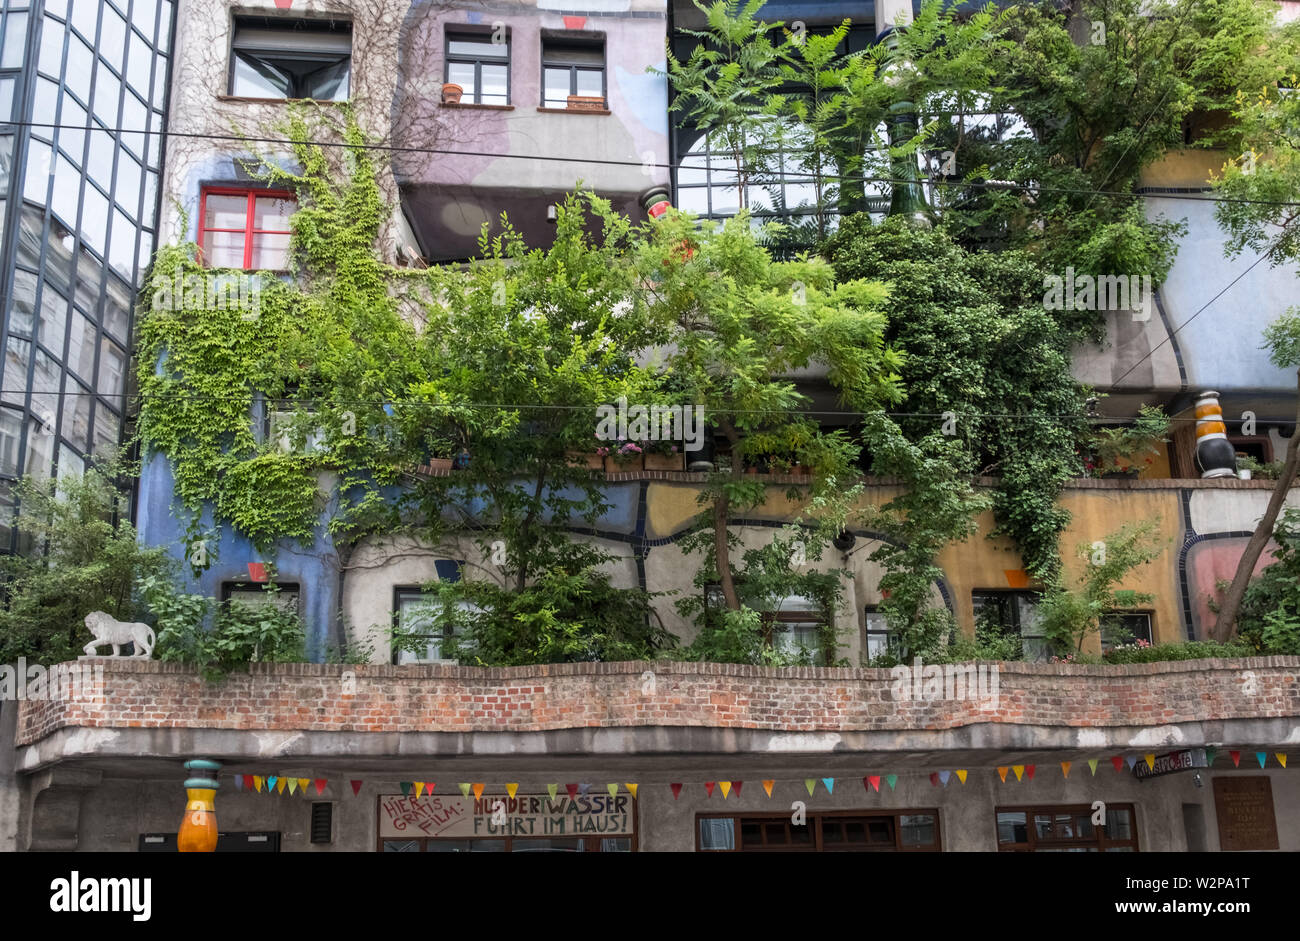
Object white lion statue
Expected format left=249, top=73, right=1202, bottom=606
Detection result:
left=82, top=611, right=155, bottom=659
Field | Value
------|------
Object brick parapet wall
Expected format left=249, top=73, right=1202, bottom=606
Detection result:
left=14, top=658, right=1300, bottom=746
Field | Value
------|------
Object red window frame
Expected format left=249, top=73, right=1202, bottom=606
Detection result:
left=197, top=186, right=296, bottom=270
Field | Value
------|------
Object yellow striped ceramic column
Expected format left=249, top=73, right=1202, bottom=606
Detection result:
left=177, top=759, right=221, bottom=853
left=1194, top=391, right=1238, bottom=478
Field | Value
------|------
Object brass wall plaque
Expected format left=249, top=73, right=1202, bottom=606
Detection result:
left=1213, top=776, right=1278, bottom=851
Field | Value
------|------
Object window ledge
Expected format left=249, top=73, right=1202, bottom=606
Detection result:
left=441, top=102, right=515, bottom=111
left=537, top=106, right=611, bottom=115
left=216, top=95, right=347, bottom=105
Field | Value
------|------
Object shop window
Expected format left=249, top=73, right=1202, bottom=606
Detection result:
left=541, top=35, right=605, bottom=108
left=198, top=187, right=295, bottom=270
left=699, top=811, right=941, bottom=852
left=996, top=804, right=1138, bottom=851
left=1100, top=611, right=1153, bottom=651
left=229, top=16, right=351, bottom=101
left=972, top=589, right=1046, bottom=661
left=445, top=29, right=509, bottom=105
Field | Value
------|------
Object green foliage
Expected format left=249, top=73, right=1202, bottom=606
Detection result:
left=0, top=466, right=173, bottom=664
left=1089, top=405, right=1171, bottom=475
left=1037, top=521, right=1166, bottom=654
left=1102, top=639, right=1254, bottom=664
left=1235, top=508, right=1300, bottom=653
left=930, top=617, right=1026, bottom=665
left=144, top=575, right=307, bottom=681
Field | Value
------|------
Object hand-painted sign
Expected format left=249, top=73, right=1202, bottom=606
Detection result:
left=1132, top=748, right=1208, bottom=780
left=378, top=794, right=634, bottom=839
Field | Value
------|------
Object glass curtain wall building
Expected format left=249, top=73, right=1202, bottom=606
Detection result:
left=0, top=0, right=173, bottom=553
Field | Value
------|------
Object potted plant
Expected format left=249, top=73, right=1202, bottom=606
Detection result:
left=609, top=440, right=644, bottom=470
left=442, top=83, right=464, bottom=104
left=643, top=439, right=684, bottom=471
left=1087, top=405, right=1170, bottom=479
left=566, top=94, right=606, bottom=112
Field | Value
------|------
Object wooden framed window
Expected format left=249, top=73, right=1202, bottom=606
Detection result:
left=995, top=804, right=1139, bottom=852
left=697, top=810, right=941, bottom=852
left=198, top=187, right=296, bottom=270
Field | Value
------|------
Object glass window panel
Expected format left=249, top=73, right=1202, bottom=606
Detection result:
left=85, top=123, right=112, bottom=188
left=70, top=0, right=97, bottom=43
left=739, top=820, right=761, bottom=845
left=16, top=207, right=44, bottom=270
left=126, top=28, right=151, bottom=92
left=99, top=6, right=126, bottom=72
left=47, top=223, right=75, bottom=300
left=157, top=1, right=172, bottom=54
left=1, top=12, right=27, bottom=68
left=543, top=43, right=603, bottom=67
left=92, top=401, right=120, bottom=456
left=47, top=1, right=71, bottom=20
left=67, top=310, right=96, bottom=381
left=3, top=336, right=30, bottom=407
left=115, top=151, right=141, bottom=217
left=423, top=840, right=471, bottom=853
left=543, top=67, right=569, bottom=106
left=132, top=0, right=157, bottom=44
left=1034, top=814, right=1052, bottom=839
left=57, top=445, right=86, bottom=492
left=479, top=64, right=507, bottom=104
left=93, top=68, right=120, bottom=126
left=1107, top=808, right=1133, bottom=841
left=38, top=283, right=67, bottom=352
left=446, top=61, right=475, bottom=96
left=789, top=822, right=813, bottom=844
left=763, top=821, right=787, bottom=844
left=76, top=247, right=104, bottom=314
left=31, top=349, right=60, bottom=427
left=63, top=374, right=91, bottom=452
left=448, top=36, right=506, bottom=58
left=305, top=58, right=349, bottom=101
left=249, top=231, right=290, bottom=270
left=39, top=15, right=65, bottom=76
left=676, top=186, right=708, bottom=215
left=900, top=814, right=936, bottom=846
left=24, top=138, right=51, bottom=202
left=66, top=35, right=93, bottom=103
left=575, top=69, right=602, bottom=97
left=0, top=76, right=14, bottom=124
left=120, top=90, right=146, bottom=157
left=59, top=94, right=87, bottom=162
left=80, top=183, right=109, bottom=255
left=0, top=408, right=22, bottom=475
left=9, top=268, right=36, bottom=337
left=146, top=117, right=161, bottom=167
left=109, top=208, right=134, bottom=278
left=698, top=818, right=735, bottom=851
left=151, top=60, right=166, bottom=109
left=51, top=153, right=80, bottom=226
left=103, top=275, right=130, bottom=342
left=140, top=169, right=157, bottom=227
left=25, top=415, right=54, bottom=480
left=231, top=51, right=291, bottom=99
left=205, top=193, right=247, bottom=230
left=253, top=195, right=293, bottom=231
left=202, top=229, right=245, bottom=268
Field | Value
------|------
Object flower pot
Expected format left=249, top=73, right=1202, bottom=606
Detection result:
left=611, top=455, right=644, bottom=471
left=442, top=83, right=464, bottom=104
left=644, top=452, right=683, bottom=471
left=566, top=95, right=606, bottom=112
left=745, top=466, right=759, bottom=475
left=424, top=457, right=453, bottom=473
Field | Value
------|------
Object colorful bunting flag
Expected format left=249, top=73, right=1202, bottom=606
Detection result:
left=1110, top=756, right=1124, bottom=773
left=472, top=783, right=484, bottom=799
left=398, top=781, right=410, bottom=796
left=626, top=783, right=639, bottom=799
left=1230, top=750, right=1241, bottom=767
left=930, top=772, right=940, bottom=787
left=276, top=778, right=287, bottom=795
left=268, top=776, right=279, bottom=792
left=955, top=770, right=967, bottom=784
left=1012, top=765, right=1025, bottom=781
left=233, top=774, right=243, bottom=791
left=566, top=783, right=579, bottom=799
left=245, top=775, right=255, bottom=791
left=864, top=776, right=878, bottom=793
left=670, top=783, right=683, bottom=800
left=1277, top=754, right=1288, bottom=769
left=1206, top=747, right=1217, bottom=766
left=297, top=778, right=309, bottom=794
left=1026, top=765, right=1036, bottom=780
left=938, top=771, right=951, bottom=787
left=1256, top=752, right=1267, bottom=769
left=704, top=782, right=715, bottom=797
left=804, top=779, right=816, bottom=796
left=505, top=783, right=518, bottom=799
left=607, top=783, right=619, bottom=798
left=315, top=779, right=327, bottom=796
left=997, top=767, right=1009, bottom=783
left=1087, top=759, right=1098, bottom=776
left=719, top=781, right=732, bottom=799
left=822, top=778, right=834, bottom=794
left=1061, top=762, right=1071, bottom=778
left=424, top=782, right=435, bottom=795
left=547, top=784, right=558, bottom=801
left=459, top=783, right=472, bottom=797
left=1144, top=754, right=1156, bottom=770
left=762, top=780, right=775, bottom=797
left=413, top=782, right=424, bottom=799
left=255, top=776, right=264, bottom=793
left=350, top=780, right=362, bottom=797
left=1125, top=756, right=1137, bottom=771
left=287, top=778, right=298, bottom=795
left=578, top=783, right=592, bottom=796
left=885, top=774, right=897, bottom=791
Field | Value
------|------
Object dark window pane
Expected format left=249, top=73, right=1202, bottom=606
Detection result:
left=900, top=814, right=936, bottom=846
left=698, top=818, right=734, bottom=851
left=9, top=269, right=36, bottom=337
left=382, top=840, right=421, bottom=852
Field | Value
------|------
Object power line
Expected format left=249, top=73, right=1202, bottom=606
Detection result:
left=5, top=118, right=1298, bottom=210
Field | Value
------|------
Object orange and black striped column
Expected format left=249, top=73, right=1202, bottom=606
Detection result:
left=1194, top=391, right=1238, bottom=478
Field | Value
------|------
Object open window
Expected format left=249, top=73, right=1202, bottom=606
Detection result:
left=229, top=16, right=352, bottom=101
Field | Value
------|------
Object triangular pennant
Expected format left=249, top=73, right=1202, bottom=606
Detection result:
left=607, top=783, right=619, bottom=798
left=1088, top=759, right=1098, bottom=776
left=297, top=778, right=309, bottom=794
left=719, top=781, right=732, bottom=799
left=730, top=782, right=741, bottom=797
left=472, top=783, right=484, bottom=799
left=1144, top=754, right=1156, bottom=770
left=762, top=780, right=775, bottom=797
left=1026, top=765, right=1036, bottom=780
left=1110, top=756, right=1124, bottom=773
left=670, top=783, right=683, bottom=800
left=938, top=771, right=951, bottom=787
left=459, top=783, right=471, bottom=797
left=315, top=779, right=326, bottom=796
left=350, top=780, right=361, bottom=797
left=1012, top=765, right=1025, bottom=781
left=804, top=779, right=816, bottom=796
left=1230, top=750, right=1241, bottom=767
left=1277, top=754, right=1288, bottom=768
left=955, top=769, right=967, bottom=784
left=233, top=774, right=243, bottom=791
left=505, top=783, right=518, bottom=799
left=1256, top=752, right=1267, bottom=768
left=578, top=783, right=592, bottom=796
left=425, top=782, right=435, bottom=795
left=276, top=778, right=287, bottom=794
left=399, top=781, right=410, bottom=796
left=566, top=783, right=579, bottom=799
left=997, top=767, right=1009, bottom=783
left=254, top=776, right=264, bottom=793
left=287, top=778, right=298, bottom=795
left=547, top=784, right=558, bottom=801
left=822, top=778, right=834, bottom=794
left=885, top=774, right=897, bottom=791
left=704, top=782, right=715, bottom=797
left=1206, top=747, right=1217, bottom=766
left=626, top=783, right=639, bottom=799
left=930, top=772, right=940, bottom=786
left=1060, top=762, right=1071, bottom=778
left=1125, top=756, right=1137, bottom=771
left=244, top=774, right=255, bottom=791
left=867, top=775, right=880, bottom=792
left=268, top=775, right=279, bottom=791
left=413, top=782, right=424, bottom=799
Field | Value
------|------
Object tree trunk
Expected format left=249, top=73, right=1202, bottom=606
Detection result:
left=514, top=468, right=548, bottom=593
left=714, top=423, right=741, bottom=610
left=1212, top=373, right=1300, bottom=642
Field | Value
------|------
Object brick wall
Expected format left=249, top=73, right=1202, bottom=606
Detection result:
left=14, top=657, right=1300, bottom=746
